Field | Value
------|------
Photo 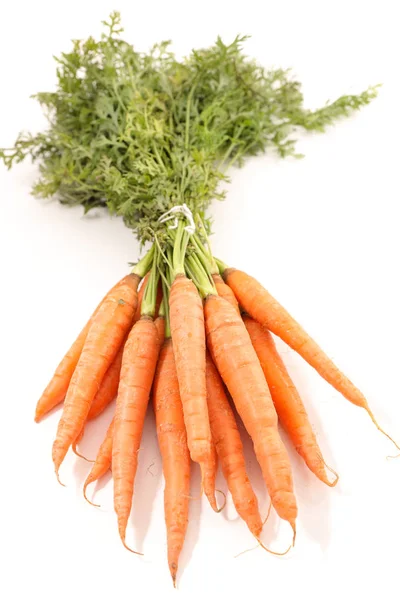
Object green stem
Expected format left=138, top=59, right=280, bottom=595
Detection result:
left=161, top=278, right=171, bottom=339
left=131, top=245, right=155, bottom=278
left=186, top=253, right=216, bottom=298
left=193, top=216, right=218, bottom=274
left=171, top=221, right=190, bottom=277
left=214, top=257, right=228, bottom=274
left=141, top=245, right=159, bottom=317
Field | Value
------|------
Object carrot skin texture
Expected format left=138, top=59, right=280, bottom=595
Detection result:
left=212, top=273, right=240, bottom=314
left=88, top=275, right=151, bottom=422
left=83, top=418, right=114, bottom=502
left=225, top=268, right=369, bottom=411
left=244, top=316, right=335, bottom=486
left=155, top=316, right=165, bottom=345
left=206, top=352, right=263, bottom=536
left=112, top=317, right=162, bottom=547
left=205, top=294, right=297, bottom=529
left=87, top=344, right=124, bottom=421
left=34, top=275, right=129, bottom=422
left=52, top=274, right=139, bottom=476
left=169, top=275, right=216, bottom=509
left=153, top=339, right=190, bottom=586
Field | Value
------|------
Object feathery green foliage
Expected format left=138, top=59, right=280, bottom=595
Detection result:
left=0, top=11, right=378, bottom=244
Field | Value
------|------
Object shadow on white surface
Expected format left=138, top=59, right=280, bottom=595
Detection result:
left=130, top=406, right=163, bottom=554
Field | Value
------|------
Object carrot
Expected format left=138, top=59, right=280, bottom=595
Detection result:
left=52, top=273, right=140, bottom=480
left=169, top=274, right=217, bottom=511
left=205, top=294, right=297, bottom=535
left=244, top=316, right=338, bottom=486
left=88, top=283, right=158, bottom=422
left=206, top=352, right=263, bottom=536
left=83, top=418, right=115, bottom=506
left=153, top=337, right=190, bottom=586
left=155, top=315, right=166, bottom=345
left=225, top=267, right=398, bottom=447
left=212, top=273, right=240, bottom=314
left=112, top=316, right=162, bottom=551
left=75, top=275, right=156, bottom=454
left=71, top=427, right=87, bottom=460
left=34, top=275, right=129, bottom=422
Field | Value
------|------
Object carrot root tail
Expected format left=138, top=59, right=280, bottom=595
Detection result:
left=119, top=535, right=143, bottom=556
left=55, top=469, right=66, bottom=488
left=256, top=536, right=292, bottom=557
left=367, top=408, right=400, bottom=452
left=291, top=522, right=297, bottom=547
left=235, top=503, right=293, bottom=558
left=215, top=489, right=227, bottom=513
left=83, top=480, right=101, bottom=508
left=72, top=443, right=94, bottom=463
left=262, top=501, right=272, bottom=527
left=322, top=460, right=339, bottom=487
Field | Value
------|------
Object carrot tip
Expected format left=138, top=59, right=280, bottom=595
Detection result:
left=72, top=444, right=95, bottom=463
left=234, top=543, right=259, bottom=559
left=215, top=489, right=227, bottom=513
left=83, top=482, right=101, bottom=508
left=256, top=536, right=292, bottom=557
left=262, top=502, right=273, bottom=527
left=169, top=566, right=177, bottom=588
left=55, top=470, right=66, bottom=488
left=120, top=537, right=143, bottom=556
left=291, top=522, right=297, bottom=547
left=367, top=408, right=400, bottom=452
left=323, top=462, right=339, bottom=487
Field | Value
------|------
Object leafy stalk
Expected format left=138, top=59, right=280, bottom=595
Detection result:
left=0, top=12, right=378, bottom=247
left=141, top=246, right=160, bottom=317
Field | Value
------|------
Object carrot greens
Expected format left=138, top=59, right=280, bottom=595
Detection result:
left=1, top=11, right=377, bottom=244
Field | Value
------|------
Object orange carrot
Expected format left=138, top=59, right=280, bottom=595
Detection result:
left=212, top=273, right=240, bottom=314
left=34, top=276, right=128, bottom=422
left=205, top=294, right=297, bottom=535
left=244, top=316, right=338, bottom=486
left=75, top=276, right=155, bottom=453
left=112, top=316, right=162, bottom=551
left=153, top=338, right=190, bottom=586
left=206, top=352, right=263, bottom=536
left=52, top=274, right=140, bottom=480
left=88, top=343, right=124, bottom=421
left=83, top=418, right=115, bottom=506
left=225, top=267, right=397, bottom=447
left=169, top=274, right=217, bottom=511
left=155, top=315, right=165, bottom=345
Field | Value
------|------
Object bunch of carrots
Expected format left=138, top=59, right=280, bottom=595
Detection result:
left=34, top=211, right=398, bottom=585
left=2, top=12, right=397, bottom=587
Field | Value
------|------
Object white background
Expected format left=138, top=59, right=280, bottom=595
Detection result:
left=1, top=1, right=400, bottom=598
